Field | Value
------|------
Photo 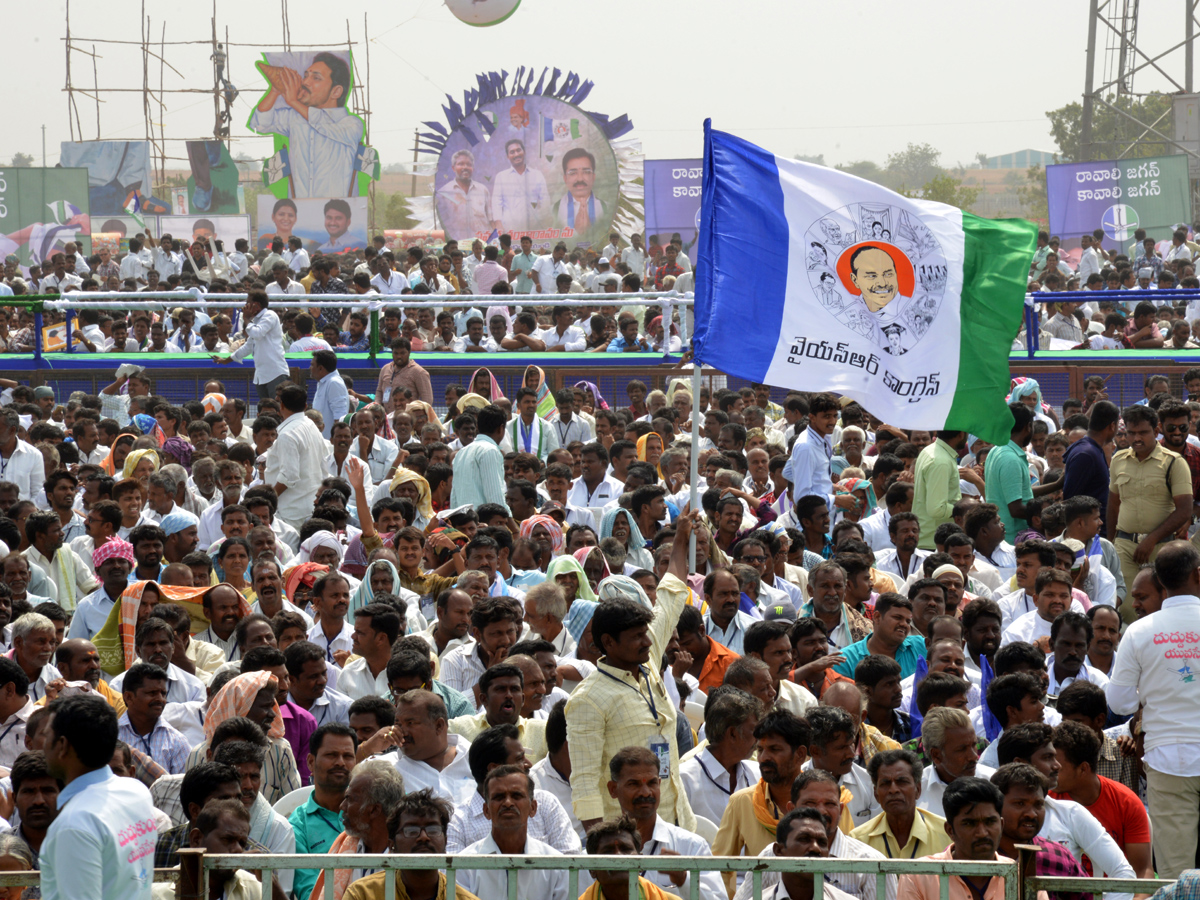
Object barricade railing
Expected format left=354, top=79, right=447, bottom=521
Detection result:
left=1022, top=287, right=1197, bottom=358
left=0, top=847, right=1175, bottom=899
left=15, top=290, right=694, bottom=367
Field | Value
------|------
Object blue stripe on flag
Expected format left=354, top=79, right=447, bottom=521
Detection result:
left=543, top=118, right=554, bottom=143
left=695, top=121, right=790, bottom=381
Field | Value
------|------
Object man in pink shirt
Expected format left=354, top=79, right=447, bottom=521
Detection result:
left=473, top=245, right=508, bottom=295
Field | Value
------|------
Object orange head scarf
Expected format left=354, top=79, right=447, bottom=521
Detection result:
left=204, top=670, right=287, bottom=742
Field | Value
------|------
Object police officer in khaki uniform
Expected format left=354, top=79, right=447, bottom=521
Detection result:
left=1107, top=404, right=1193, bottom=622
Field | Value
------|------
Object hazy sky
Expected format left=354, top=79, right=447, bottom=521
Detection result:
left=2, top=0, right=1189, bottom=173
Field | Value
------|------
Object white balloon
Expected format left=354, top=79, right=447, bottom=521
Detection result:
left=445, top=0, right=521, bottom=26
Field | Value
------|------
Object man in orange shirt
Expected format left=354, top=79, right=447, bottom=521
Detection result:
left=1049, top=720, right=1153, bottom=878
left=899, top=777, right=1049, bottom=900
left=675, top=605, right=739, bottom=693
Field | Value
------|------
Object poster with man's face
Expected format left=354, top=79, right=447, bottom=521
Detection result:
left=256, top=196, right=367, bottom=254
left=432, top=94, right=619, bottom=247
left=248, top=49, right=374, bottom=200
left=0, top=167, right=91, bottom=268
left=157, top=214, right=250, bottom=251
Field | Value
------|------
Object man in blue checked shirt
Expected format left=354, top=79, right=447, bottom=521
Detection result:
left=337, top=312, right=371, bottom=353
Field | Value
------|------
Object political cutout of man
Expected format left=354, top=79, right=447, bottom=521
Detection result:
left=554, top=148, right=605, bottom=240
left=251, top=51, right=363, bottom=199
left=318, top=199, right=358, bottom=253
left=436, top=149, right=494, bottom=241
left=494, top=140, right=550, bottom=234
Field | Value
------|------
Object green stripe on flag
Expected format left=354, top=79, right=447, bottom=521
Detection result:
left=570, top=119, right=581, bottom=139
left=944, top=213, right=1037, bottom=446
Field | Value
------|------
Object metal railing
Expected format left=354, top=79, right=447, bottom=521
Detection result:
left=0, top=846, right=1175, bottom=900
left=11, top=289, right=695, bottom=367
left=1021, top=287, right=1199, bottom=358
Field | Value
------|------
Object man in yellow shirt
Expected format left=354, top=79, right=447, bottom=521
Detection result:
left=851, top=748, right=950, bottom=859
left=712, top=709, right=810, bottom=895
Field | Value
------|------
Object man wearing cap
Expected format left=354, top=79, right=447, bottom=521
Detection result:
left=68, top=540, right=135, bottom=641
left=160, top=510, right=201, bottom=564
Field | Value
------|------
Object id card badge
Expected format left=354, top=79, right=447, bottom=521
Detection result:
left=650, top=737, right=670, bottom=779
left=382, top=388, right=392, bottom=404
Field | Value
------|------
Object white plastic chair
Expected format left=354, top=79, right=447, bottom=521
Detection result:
left=272, top=786, right=313, bottom=818
left=692, top=815, right=719, bottom=845
left=684, top=700, right=705, bottom=732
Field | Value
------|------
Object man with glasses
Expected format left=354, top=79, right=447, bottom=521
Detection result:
left=1158, top=400, right=1200, bottom=523
left=733, top=537, right=790, bottom=610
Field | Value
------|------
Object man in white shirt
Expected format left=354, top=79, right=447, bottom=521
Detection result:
left=223, top=290, right=290, bottom=399
left=0, top=408, right=46, bottom=502
left=286, top=237, right=310, bottom=274
left=1000, top=568, right=1072, bottom=647
left=530, top=243, right=570, bottom=294
left=1077, top=233, right=1103, bottom=281
left=492, top=138, right=550, bottom=232
left=679, top=690, right=761, bottom=826
left=264, top=261, right=305, bottom=297
left=349, top=409, right=398, bottom=483
left=784, top=395, right=853, bottom=518
left=915, top=707, right=996, bottom=820
left=535, top=306, right=588, bottom=353
left=457, top=765, right=568, bottom=900
left=379, top=689, right=477, bottom=808
left=1107, top=540, right=1200, bottom=878
left=263, top=384, right=330, bottom=528
left=567, top=443, right=622, bottom=508
left=621, top=233, right=647, bottom=277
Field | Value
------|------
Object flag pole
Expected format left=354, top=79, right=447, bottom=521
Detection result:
left=687, top=361, right=702, bottom=574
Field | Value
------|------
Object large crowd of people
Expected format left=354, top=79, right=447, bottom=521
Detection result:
left=1023, top=227, right=1200, bottom=350
left=0, top=225, right=1196, bottom=900
left=0, top=229, right=690, bottom=356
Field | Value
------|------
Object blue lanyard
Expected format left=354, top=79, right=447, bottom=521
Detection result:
left=598, top=665, right=659, bottom=727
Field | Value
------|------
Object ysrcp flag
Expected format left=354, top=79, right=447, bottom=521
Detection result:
left=694, top=123, right=1036, bottom=446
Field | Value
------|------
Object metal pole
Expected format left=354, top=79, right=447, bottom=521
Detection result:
left=687, top=362, right=702, bottom=573
left=41, top=125, right=45, bottom=167
left=1081, top=0, right=1100, bottom=161
left=33, top=310, right=44, bottom=367
left=1188, top=0, right=1195, bottom=92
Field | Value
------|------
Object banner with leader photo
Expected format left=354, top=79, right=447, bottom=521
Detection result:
left=433, top=94, right=620, bottom=247
left=157, top=214, right=250, bottom=252
left=248, top=49, right=378, bottom=200
left=256, top=195, right=367, bottom=254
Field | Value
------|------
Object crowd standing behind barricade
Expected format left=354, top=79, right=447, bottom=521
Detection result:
left=0, top=224, right=1196, bottom=900
left=0, top=228, right=688, bottom=356
left=1021, top=225, right=1200, bottom=350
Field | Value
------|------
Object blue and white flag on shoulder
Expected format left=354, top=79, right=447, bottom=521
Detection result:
left=694, top=122, right=1037, bottom=446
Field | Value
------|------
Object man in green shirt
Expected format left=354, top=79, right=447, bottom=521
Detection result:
left=290, top=723, right=357, bottom=900
left=984, top=404, right=1061, bottom=542
left=912, top=431, right=981, bottom=550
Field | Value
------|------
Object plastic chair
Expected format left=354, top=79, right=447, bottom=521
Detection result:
left=684, top=700, right=705, bottom=732
left=272, top=786, right=313, bottom=818
left=692, top=815, right=719, bottom=844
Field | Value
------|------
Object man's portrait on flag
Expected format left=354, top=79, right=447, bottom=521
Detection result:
left=807, top=202, right=948, bottom=358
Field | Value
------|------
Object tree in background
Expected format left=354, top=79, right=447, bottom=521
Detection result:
left=9, top=153, right=33, bottom=168
left=1046, top=92, right=1174, bottom=162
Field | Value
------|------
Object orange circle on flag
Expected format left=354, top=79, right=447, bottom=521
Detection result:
left=835, top=241, right=915, bottom=298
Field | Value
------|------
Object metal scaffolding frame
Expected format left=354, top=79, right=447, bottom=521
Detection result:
left=60, top=0, right=375, bottom=229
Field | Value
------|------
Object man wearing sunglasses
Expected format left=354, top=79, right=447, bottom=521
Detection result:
left=1158, top=400, right=1200, bottom=524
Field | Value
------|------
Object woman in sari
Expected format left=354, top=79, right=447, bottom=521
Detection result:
left=214, top=537, right=254, bottom=600
left=101, top=433, right=137, bottom=476
left=574, top=380, right=609, bottom=413
left=545, top=554, right=598, bottom=604
left=573, top=545, right=611, bottom=594
left=160, top=436, right=193, bottom=473
left=349, top=558, right=426, bottom=634
left=599, top=506, right=654, bottom=570
left=835, top=477, right=878, bottom=524
left=122, top=447, right=160, bottom=490
left=405, top=401, right=443, bottom=436
left=363, top=402, right=395, bottom=441
left=518, top=515, right=563, bottom=571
